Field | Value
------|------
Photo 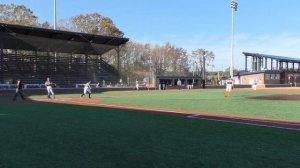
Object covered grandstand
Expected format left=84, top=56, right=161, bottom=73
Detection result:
left=232, top=52, right=300, bottom=86
left=0, top=23, right=129, bottom=87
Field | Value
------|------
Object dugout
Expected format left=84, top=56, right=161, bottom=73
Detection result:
left=0, top=23, right=129, bottom=87
left=154, top=76, right=202, bottom=89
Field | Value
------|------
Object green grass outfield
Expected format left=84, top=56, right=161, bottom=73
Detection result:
left=0, top=89, right=299, bottom=167
left=93, top=89, right=300, bottom=121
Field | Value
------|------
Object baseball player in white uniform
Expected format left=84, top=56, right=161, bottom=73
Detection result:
left=81, top=81, right=92, bottom=98
left=252, top=80, right=257, bottom=91
left=45, top=77, right=55, bottom=99
left=225, top=79, right=233, bottom=97
left=136, top=79, right=139, bottom=91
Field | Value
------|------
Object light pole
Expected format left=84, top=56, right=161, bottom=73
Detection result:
left=54, top=0, right=57, bottom=72
left=230, top=0, right=238, bottom=78
left=54, top=0, right=57, bottom=30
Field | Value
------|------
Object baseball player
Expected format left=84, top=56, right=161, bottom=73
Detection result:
left=45, top=77, right=55, bottom=99
left=252, top=79, right=257, bottom=91
left=225, top=79, right=233, bottom=97
left=135, top=79, right=139, bottom=91
left=81, top=81, right=92, bottom=98
left=177, top=79, right=182, bottom=90
left=12, top=79, right=26, bottom=101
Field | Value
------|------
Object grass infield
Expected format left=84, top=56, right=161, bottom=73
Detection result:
left=0, top=89, right=299, bottom=167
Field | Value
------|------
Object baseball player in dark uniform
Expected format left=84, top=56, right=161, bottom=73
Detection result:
left=13, top=79, right=26, bottom=101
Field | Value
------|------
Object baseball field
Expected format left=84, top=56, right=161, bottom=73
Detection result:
left=0, top=88, right=300, bottom=167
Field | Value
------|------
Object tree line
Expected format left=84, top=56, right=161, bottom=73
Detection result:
left=0, top=3, right=215, bottom=80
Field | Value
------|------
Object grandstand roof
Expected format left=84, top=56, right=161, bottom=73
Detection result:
left=0, top=23, right=129, bottom=55
left=243, top=52, right=300, bottom=63
left=156, top=75, right=201, bottom=79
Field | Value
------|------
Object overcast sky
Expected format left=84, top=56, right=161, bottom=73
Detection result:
left=2, top=0, right=300, bottom=70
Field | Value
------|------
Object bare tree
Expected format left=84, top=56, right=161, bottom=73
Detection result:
left=191, top=49, right=215, bottom=78
left=58, top=13, right=124, bottom=37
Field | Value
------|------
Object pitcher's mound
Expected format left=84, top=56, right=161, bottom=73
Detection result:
left=248, top=94, right=300, bottom=100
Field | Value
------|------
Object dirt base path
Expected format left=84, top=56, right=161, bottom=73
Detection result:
left=29, top=97, right=300, bottom=131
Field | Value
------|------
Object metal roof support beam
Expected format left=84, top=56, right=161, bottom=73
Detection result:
left=257, top=57, right=260, bottom=71
left=0, top=47, right=3, bottom=82
left=85, top=54, right=88, bottom=76
left=115, top=47, right=120, bottom=71
left=259, top=57, right=263, bottom=71
left=293, top=62, right=295, bottom=71
left=47, top=51, right=50, bottom=74
left=254, top=57, right=257, bottom=71
left=271, top=59, right=273, bottom=70
left=34, top=50, right=37, bottom=73
left=256, top=57, right=259, bottom=71
left=245, top=55, right=247, bottom=71
left=251, top=56, right=255, bottom=71
left=97, top=55, right=101, bottom=71
left=105, top=38, right=115, bottom=45
left=265, top=57, right=268, bottom=70
left=69, top=53, right=73, bottom=71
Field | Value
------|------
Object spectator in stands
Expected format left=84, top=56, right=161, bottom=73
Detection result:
left=119, top=78, right=123, bottom=86
left=96, top=82, right=100, bottom=88
left=45, top=77, right=55, bottom=99
left=102, top=80, right=106, bottom=87
left=13, top=79, right=26, bottom=101
left=81, top=81, right=92, bottom=98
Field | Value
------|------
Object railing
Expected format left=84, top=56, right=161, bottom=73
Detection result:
left=1, top=53, right=120, bottom=86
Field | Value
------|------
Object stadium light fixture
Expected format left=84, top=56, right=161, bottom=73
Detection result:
left=230, top=0, right=238, bottom=78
